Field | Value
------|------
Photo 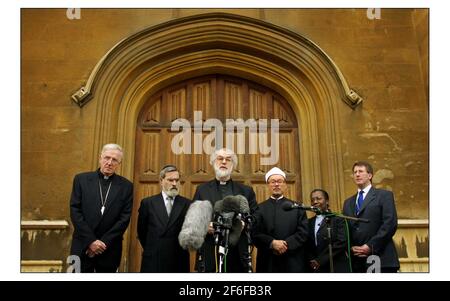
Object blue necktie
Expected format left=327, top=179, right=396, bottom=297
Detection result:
left=356, top=190, right=364, bottom=215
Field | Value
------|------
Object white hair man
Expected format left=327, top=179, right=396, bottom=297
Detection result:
left=70, top=143, right=133, bottom=272
left=192, top=148, right=257, bottom=272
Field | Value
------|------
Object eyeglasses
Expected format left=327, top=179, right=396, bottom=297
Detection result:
left=216, top=156, right=232, bottom=163
left=268, top=179, right=285, bottom=185
left=102, top=156, right=121, bottom=165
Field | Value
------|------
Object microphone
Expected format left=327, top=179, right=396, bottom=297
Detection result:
left=222, top=195, right=241, bottom=213
left=214, top=199, right=224, bottom=213
left=231, top=195, right=255, bottom=226
left=281, top=201, right=323, bottom=214
left=233, top=195, right=250, bottom=214
left=178, top=200, right=213, bottom=251
left=213, top=195, right=248, bottom=248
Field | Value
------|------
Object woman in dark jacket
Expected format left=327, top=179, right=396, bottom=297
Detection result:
left=306, top=189, right=351, bottom=273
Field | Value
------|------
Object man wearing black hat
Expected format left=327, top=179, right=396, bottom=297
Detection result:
left=137, top=165, right=191, bottom=272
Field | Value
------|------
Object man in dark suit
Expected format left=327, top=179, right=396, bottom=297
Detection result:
left=137, top=165, right=191, bottom=272
left=252, top=167, right=309, bottom=272
left=70, top=143, right=133, bottom=272
left=342, top=161, right=400, bottom=273
left=306, top=189, right=350, bottom=273
left=193, top=148, right=257, bottom=272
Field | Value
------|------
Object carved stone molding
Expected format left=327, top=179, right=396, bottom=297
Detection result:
left=394, top=219, right=429, bottom=272
left=21, top=260, right=63, bottom=273
left=21, top=220, right=69, bottom=230
left=72, top=13, right=362, bottom=109
left=346, top=89, right=363, bottom=108
left=73, top=12, right=359, bottom=199
left=72, top=13, right=363, bottom=270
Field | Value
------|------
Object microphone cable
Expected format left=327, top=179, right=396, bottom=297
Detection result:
left=214, top=239, right=231, bottom=272
left=321, top=212, right=353, bottom=273
left=343, top=218, right=353, bottom=272
left=215, top=244, right=218, bottom=273
left=224, top=251, right=228, bottom=273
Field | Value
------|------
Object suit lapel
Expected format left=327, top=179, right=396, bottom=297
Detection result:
left=207, top=180, right=221, bottom=203
left=166, top=196, right=183, bottom=229
left=313, top=216, right=326, bottom=239
left=349, top=194, right=357, bottom=216
left=101, top=175, right=122, bottom=217
left=308, top=217, right=316, bottom=240
left=154, top=193, right=169, bottom=226
left=231, top=180, right=243, bottom=196
left=359, top=187, right=376, bottom=215
left=318, top=217, right=327, bottom=233
left=87, top=173, right=103, bottom=222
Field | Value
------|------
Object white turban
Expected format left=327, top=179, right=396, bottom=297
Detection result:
left=265, top=167, right=286, bottom=183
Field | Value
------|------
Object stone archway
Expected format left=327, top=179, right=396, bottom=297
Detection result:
left=72, top=13, right=362, bottom=271
left=130, top=74, right=303, bottom=271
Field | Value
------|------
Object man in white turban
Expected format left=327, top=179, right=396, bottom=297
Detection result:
left=252, top=167, right=309, bottom=272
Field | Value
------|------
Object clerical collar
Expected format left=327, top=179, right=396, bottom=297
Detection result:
left=270, top=195, right=284, bottom=201
left=97, top=169, right=114, bottom=181
left=216, top=179, right=231, bottom=186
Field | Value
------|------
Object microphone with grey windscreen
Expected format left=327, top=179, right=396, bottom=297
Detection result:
left=178, top=200, right=213, bottom=251
left=213, top=195, right=249, bottom=248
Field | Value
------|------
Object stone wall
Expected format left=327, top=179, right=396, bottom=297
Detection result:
left=21, top=8, right=428, bottom=271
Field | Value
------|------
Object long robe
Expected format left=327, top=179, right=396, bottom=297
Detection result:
left=70, top=170, right=133, bottom=272
left=252, top=197, right=309, bottom=272
left=192, top=179, right=257, bottom=272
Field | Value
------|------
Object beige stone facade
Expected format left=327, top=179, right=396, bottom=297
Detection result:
left=21, top=8, right=428, bottom=272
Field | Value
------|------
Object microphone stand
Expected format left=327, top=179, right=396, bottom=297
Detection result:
left=218, top=228, right=230, bottom=273
left=319, top=210, right=369, bottom=273
left=287, top=203, right=368, bottom=273
left=243, top=219, right=253, bottom=273
left=323, top=215, right=334, bottom=273
left=197, top=246, right=206, bottom=273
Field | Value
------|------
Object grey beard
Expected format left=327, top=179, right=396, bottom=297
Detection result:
left=214, top=167, right=232, bottom=179
left=165, top=188, right=179, bottom=198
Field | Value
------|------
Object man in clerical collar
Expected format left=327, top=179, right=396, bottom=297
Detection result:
left=252, top=167, right=309, bottom=272
left=69, top=143, right=133, bottom=272
left=193, top=148, right=257, bottom=272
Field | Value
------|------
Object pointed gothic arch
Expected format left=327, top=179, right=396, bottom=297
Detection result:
left=71, top=13, right=362, bottom=271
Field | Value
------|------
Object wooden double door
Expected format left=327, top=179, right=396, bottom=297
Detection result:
left=128, top=74, right=301, bottom=272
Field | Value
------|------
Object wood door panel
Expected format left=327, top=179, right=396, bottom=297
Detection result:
left=249, top=88, right=269, bottom=120
left=192, top=80, right=214, bottom=120
left=278, top=131, right=296, bottom=174
left=142, top=96, right=162, bottom=126
left=129, top=74, right=301, bottom=272
left=224, top=81, right=244, bottom=119
left=140, top=131, right=161, bottom=176
left=166, top=87, right=187, bottom=124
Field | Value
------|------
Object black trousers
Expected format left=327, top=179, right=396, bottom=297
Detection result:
left=80, top=254, right=118, bottom=273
